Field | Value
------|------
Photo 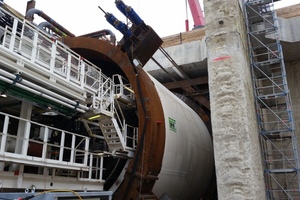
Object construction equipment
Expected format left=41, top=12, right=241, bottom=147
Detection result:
left=0, top=0, right=214, bottom=199
left=186, top=0, right=205, bottom=31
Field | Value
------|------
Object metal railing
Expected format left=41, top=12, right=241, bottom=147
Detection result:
left=0, top=6, right=114, bottom=113
left=0, top=6, right=138, bottom=181
left=0, top=111, right=106, bottom=182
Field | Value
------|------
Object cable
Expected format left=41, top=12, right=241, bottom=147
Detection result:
left=139, top=134, right=145, bottom=199
left=34, top=190, right=83, bottom=200
left=122, top=62, right=149, bottom=200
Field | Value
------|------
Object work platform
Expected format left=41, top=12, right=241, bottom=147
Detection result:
left=0, top=4, right=138, bottom=197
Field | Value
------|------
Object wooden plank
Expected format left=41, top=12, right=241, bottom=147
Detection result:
left=161, top=27, right=205, bottom=48
left=276, top=3, right=300, bottom=19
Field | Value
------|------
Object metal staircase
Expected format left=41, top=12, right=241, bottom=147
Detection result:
left=244, top=0, right=300, bottom=199
left=82, top=76, right=137, bottom=157
left=98, top=117, right=125, bottom=151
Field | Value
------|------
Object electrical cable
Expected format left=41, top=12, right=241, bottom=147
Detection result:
left=139, top=133, right=145, bottom=199
left=122, top=60, right=149, bottom=200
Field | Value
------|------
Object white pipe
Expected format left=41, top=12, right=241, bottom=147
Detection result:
left=0, top=75, right=86, bottom=113
left=0, top=46, right=85, bottom=96
left=0, top=68, right=89, bottom=111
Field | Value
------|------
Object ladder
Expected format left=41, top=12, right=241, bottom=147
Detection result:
left=244, top=0, right=300, bottom=199
left=98, top=116, right=125, bottom=151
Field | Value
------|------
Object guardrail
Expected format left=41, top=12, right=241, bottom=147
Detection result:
left=0, top=111, right=106, bottom=182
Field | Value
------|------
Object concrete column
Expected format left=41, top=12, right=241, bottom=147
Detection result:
left=204, top=0, right=266, bottom=199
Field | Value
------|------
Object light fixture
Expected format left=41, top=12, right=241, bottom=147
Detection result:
left=124, top=86, right=134, bottom=93
left=88, top=114, right=101, bottom=120
left=42, top=111, right=58, bottom=116
left=0, top=92, right=7, bottom=98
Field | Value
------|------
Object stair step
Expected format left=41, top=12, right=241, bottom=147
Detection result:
left=103, top=133, right=118, bottom=136
left=97, top=116, right=126, bottom=152
left=105, top=138, right=120, bottom=141
left=109, top=144, right=123, bottom=149
left=101, top=123, right=114, bottom=126
left=102, top=129, right=117, bottom=133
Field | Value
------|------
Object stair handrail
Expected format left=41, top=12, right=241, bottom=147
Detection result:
left=114, top=100, right=126, bottom=135
left=113, top=74, right=135, bottom=100
left=98, top=77, right=114, bottom=114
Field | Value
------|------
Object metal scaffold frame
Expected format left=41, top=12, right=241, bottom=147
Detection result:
left=244, top=0, right=300, bottom=199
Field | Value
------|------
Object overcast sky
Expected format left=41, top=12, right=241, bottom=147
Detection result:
left=4, top=0, right=300, bottom=40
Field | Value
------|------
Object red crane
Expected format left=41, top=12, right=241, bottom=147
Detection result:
left=185, top=0, right=205, bottom=31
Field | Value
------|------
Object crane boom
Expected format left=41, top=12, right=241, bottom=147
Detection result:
left=187, top=0, right=205, bottom=29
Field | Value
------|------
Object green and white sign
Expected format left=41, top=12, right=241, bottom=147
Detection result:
left=169, top=117, right=176, bottom=132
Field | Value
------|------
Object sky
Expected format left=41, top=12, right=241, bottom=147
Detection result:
left=3, top=0, right=300, bottom=41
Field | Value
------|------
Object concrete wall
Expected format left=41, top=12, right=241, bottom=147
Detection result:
left=144, top=39, right=207, bottom=72
left=278, top=17, right=300, bottom=42
left=286, top=61, right=300, bottom=149
left=204, top=0, right=266, bottom=199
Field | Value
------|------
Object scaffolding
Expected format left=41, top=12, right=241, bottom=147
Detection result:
left=244, top=0, right=300, bottom=199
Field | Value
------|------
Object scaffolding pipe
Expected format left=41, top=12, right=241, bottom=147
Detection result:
left=0, top=70, right=88, bottom=112
left=38, top=21, right=70, bottom=37
left=0, top=75, right=86, bottom=113
left=25, top=8, right=75, bottom=37
left=0, top=68, right=89, bottom=110
left=79, top=29, right=116, bottom=45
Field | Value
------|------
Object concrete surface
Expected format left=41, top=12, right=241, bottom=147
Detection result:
left=143, top=2, right=300, bottom=199
left=204, top=0, right=266, bottom=199
left=144, top=8, right=300, bottom=82
left=279, top=17, right=300, bottom=42
left=286, top=61, right=300, bottom=153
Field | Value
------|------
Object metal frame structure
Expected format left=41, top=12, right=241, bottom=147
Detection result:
left=0, top=4, right=137, bottom=196
left=187, top=0, right=205, bottom=30
left=0, top=191, right=113, bottom=200
left=244, top=0, right=300, bottom=199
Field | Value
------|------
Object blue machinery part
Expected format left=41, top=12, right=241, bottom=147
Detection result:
left=115, top=0, right=143, bottom=26
left=104, top=12, right=132, bottom=38
left=99, top=0, right=145, bottom=39
left=99, top=1, right=163, bottom=66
